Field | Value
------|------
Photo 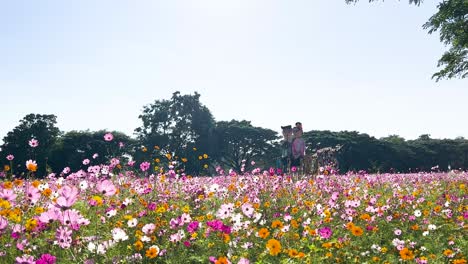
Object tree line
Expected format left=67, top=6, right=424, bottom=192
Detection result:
left=1, top=91, right=467, bottom=177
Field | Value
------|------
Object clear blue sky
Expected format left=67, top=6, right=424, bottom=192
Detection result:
left=1, top=0, right=466, bottom=142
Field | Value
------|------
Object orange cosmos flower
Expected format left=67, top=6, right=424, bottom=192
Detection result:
left=351, top=226, right=363, bottom=236
left=258, top=228, right=270, bottom=239
left=26, top=160, right=37, bottom=172
left=266, top=239, right=282, bottom=256
left=399, top=248, right=415, bottom=260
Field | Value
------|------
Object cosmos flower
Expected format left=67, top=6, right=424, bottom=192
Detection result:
left=104, top=133, right=114, bottom=142
left=28, top=138, right=39, bottom=148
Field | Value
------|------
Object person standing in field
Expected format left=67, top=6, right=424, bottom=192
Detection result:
left=291, top=126, right=305, bottom=170
left=280, top=125, right=293, bottom=173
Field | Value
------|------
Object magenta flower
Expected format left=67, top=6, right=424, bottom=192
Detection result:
left=55, top=226, right=73, bottom=249
left=318, top=226, right=333, bottom=239
left=36, top=254, right=56, bottom=264
left=56, top=185, right=79, bottom=208
left=187, top=221, right=199, bottom=233
left=104, top=133, right=114, bottom=142
left=6, top=154, right=14, bottom=161
left=96, top=180, right=117, bottom=196
left=28, top=138, right=39, bottom=148
left=140, top=162, right=151, bottom=172
left=291, top=166, right=297, bottom=172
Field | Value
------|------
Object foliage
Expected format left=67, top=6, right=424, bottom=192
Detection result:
left=134, top=92, right=215, bottom=175
left=213, top=120, right=279, bottom=172
left=0, top=114, right=61, bottom=177
left=48, top=130, right=135, bottom=172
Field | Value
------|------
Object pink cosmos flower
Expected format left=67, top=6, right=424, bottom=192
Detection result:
left=142, top=223, right=156, bottom=235
left=92, top=153, right=99, bottom=159
left=0, top=216, right=8, bottom=230
left=104, top=133, right=114, bottom=142
left=0, top=189, right=17, bottom=202
left=56, top=185, right=79, bottom=208
left=38, top=208, right=61, bottom=224
left=96, top=180, right=117, bottom=196
left=62, top=167, right=70, bottom=174
left=28, top=138, right=39, bottom=148
left=26, top=186, right=41, bottom=203
left=15, top=254, right=35, bottom=264
left=238, top=258, right=250, bottom=264
left=6, top=154, right=14, bottom=161
left=140, top=162, right=151, bottom=172
left=241, top=203, right=254, bottom=218
left=291, top=166, right=297, bottom=172
left=55, top=226, right=72, bottom=249
left=82, top=159, right=90, bottom=165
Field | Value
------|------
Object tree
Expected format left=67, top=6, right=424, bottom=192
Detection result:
left=346, top=0, right=468, bottom=81
left=135, top=91, right=215, bottom=174
left=1, top=114, right=61, bottom=177
left=48, top=130, right=135, bottom=172
left=424, top=0, right=468, bottom=81
left=214, top=120, right=279, bottom=172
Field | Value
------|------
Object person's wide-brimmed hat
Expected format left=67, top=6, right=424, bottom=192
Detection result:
left=281, top=125, right=292, bottom=130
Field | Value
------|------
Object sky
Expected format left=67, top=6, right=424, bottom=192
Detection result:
left=0, top=0, right=467, bottom=143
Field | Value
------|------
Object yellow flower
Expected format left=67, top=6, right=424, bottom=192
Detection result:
left=258, top=228, right=270, bottom=239
left=3, top=165, right=10, bottom=171
left=181, top=158, right=188, bottom=163
left=154, top=145, right=160, bottom=150
left=134, top=240, right=143, bottom=251
left=25, top=218, right=37, bottom=231
left=91, top=196, right=103, bottom=206
left=165, top=153, right=172, bottom=160
left=203, top=154, right=208, bottom=159
left=142, top=147, right=147, bottom=152
left=266, top=239, right=282, bottom=256
left=34, top=207, right=45, bottom=214
left=453, top=259, right=467, bottom=264
left=154, top=158, right=160, bottom=163
left=203, top=164, right=209, bottom=169
left=198, top=156, right=203, bottom=160
left=193, top=147, right=197, bottom=151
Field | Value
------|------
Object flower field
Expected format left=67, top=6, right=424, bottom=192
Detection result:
left=0, top=138, right=467, bottom=263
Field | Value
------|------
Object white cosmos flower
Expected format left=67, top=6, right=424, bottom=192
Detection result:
left=414, top=210, right=422, bottom=217
left=128, top=218, right=138, bottom=228
left=428, top=224, right=437, bottom=231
